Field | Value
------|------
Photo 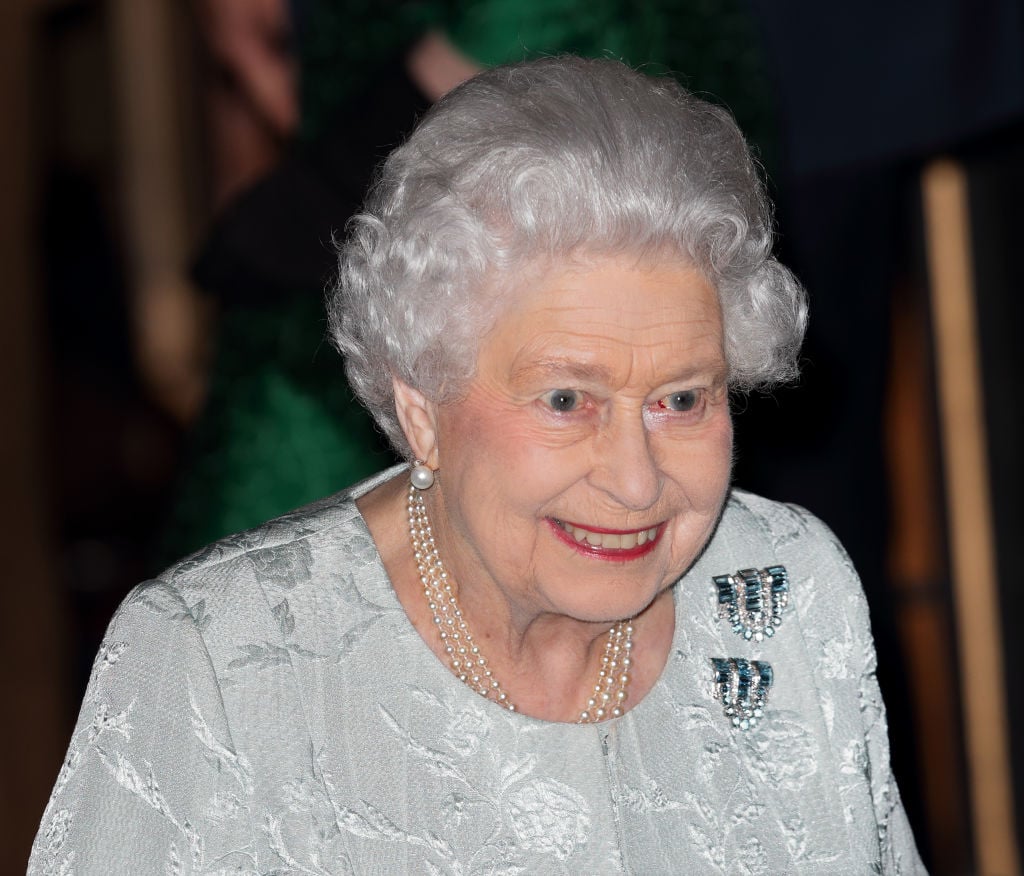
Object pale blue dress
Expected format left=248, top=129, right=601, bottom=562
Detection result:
left=30, top=468, right=926, bottom=874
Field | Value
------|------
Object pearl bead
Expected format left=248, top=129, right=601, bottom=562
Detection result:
left=410, top=463, right=435, bottom=490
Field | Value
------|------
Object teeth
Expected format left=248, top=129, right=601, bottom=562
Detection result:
left=558, top=521, right=659, bottom=550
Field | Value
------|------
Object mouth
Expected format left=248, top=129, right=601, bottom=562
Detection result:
left=548, top=518, right=664, bottom=560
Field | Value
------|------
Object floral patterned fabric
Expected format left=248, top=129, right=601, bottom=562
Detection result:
left=31, top=467, right=925, bottom=874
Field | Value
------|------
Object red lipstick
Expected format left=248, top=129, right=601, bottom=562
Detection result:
left=546, top=518, right=664, bottom=561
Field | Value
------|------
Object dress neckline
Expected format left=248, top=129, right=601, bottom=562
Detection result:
left=344, top=465, right=702, bottom=730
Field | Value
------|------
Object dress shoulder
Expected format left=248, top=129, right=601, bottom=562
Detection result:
left=29, top=576, right=256, bottom=873
left=725, top=489, right=925, bottom=874
left=728, top=489, right=854, bottom=562
left=155, top=469, right=398, bottom=641
left=31, top=471, right=401, bottom=874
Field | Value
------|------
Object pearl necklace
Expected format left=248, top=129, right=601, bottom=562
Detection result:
left=407, top=485, right=634, bottom=722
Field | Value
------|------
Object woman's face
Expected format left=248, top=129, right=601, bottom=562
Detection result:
left=429, top=253, right=733, bottom=625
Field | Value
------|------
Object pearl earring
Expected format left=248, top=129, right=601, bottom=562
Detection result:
left=409, top=461, right=435, bottom=490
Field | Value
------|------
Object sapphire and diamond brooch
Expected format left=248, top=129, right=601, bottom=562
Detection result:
left=715, top=565, right=790, bottom=642
left=710, top=565, right=789, bottom=730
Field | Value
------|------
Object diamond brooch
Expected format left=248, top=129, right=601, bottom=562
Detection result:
left=715, top=565, right=789, bottom=642
left=710, top=657, right=773, bottom=731
left=709, top=565, right=788, bottom=730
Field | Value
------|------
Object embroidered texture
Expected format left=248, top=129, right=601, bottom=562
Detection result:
left=29, top=476, right=926, bottom=874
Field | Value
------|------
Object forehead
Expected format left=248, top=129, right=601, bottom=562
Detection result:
left=479, top=255, right=725, bottom=383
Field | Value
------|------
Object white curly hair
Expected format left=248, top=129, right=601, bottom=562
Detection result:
left=328, top=55, right=807, bottom=455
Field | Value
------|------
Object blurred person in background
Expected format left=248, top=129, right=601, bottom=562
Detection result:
left=195, top=0, right=300, bottom=209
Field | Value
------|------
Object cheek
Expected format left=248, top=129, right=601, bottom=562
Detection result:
left=706, top=415, right=735, bottom=488
left=439, top=399, right=596, bottom=541
left=443, top=400, right=541, bottom=465
left=666, top=413, right=734, bottom=504
left=440, top=388, right=590, bottom=467
left=712, top=414, right=735, bottom=474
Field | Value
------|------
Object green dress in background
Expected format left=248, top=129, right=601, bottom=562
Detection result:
left=162, top=297, right=394, bottom=557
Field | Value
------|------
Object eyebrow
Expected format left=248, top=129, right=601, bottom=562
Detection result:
left=511, top=359, right=616, bottom=384
left=510, top=356, right=728, bottom=386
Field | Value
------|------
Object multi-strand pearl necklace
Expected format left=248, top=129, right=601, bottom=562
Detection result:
left=407, top=485, right=634, bottom=723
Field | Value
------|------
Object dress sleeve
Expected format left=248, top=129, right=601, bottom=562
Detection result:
left=859, top=654, right=929, bottom=875
left=796, top=509, right=928, bottom=875
left=29, top=579, right=255, bottom=874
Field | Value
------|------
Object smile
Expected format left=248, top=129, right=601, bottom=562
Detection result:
left=548, top=518, right=664, bottom=559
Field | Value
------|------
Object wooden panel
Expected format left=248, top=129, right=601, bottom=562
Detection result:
left=922, top=158, right=1019, bottom=876
left=108, top=0, right=207, bottom=422
left=886, top=281, right=970, bottom=873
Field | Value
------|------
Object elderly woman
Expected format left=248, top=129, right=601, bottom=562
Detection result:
left=31, top=57, right=923, bottom=874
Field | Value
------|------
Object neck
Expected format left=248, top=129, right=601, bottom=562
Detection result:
left=358, top=472, right=675, bottom=722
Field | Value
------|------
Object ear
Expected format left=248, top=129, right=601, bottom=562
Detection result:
left=393, top=377, right=440, bottom=467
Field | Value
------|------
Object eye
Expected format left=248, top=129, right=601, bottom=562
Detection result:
left=542, top=389, right=582, bottom=412
left=658, top=390, right=700, bottom=412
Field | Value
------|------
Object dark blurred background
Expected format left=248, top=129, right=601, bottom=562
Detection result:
left=1, top=0, right=1022, bottom=872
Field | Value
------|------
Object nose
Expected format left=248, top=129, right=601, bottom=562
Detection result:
left=588, top=406, right=663, bottom=511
